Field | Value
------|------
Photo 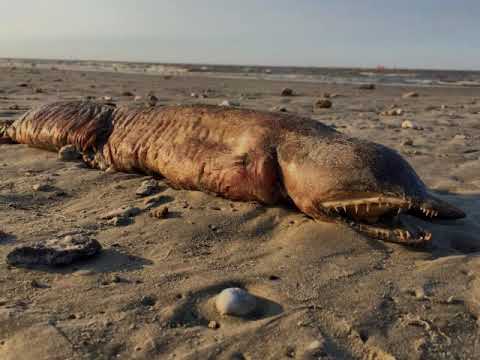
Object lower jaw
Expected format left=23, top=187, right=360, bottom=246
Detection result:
left=345, top=218, right=432, bottom=246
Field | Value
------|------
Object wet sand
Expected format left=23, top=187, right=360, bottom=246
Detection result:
left=1, top=64, right=480, bottom=359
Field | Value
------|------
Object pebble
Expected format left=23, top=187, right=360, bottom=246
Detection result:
left=219, top=100, right=240, bottom=107
left=147, top=94, right=158, bottom=107
left=402, top=138, right=414, bottom=146
left=136, top=179, right=159, bottom=197
left=140, top=295, right=156, bottom=306
left=208, top=320, right=219, bottom=329
left=7, top=234, right=102, bottom=267
left=100, top=206, right=141, bottom=220
left=381, top=108, right=404, bottom=116
left=58, top=145, right=82, bottom=161
left=402, top=91, right=419, bottom=98
left=401, top=120, right=422, bottom=130
left=281, top=88, right=294, bottom=96
left=102, top=96, right=113, bottom=101
left=358, top=84, right=375, bottom=90
left=215, top=288, right=257, bottom=317
left=122, top=91, right=134, bottom=97
left=134, top=95, right=143, bottom=102
left=270, top=106, right=288, bottom=112
left=315, top=98, right=333, bottom=109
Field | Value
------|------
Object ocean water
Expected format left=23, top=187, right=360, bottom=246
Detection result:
left=2, top=58, right=480, bottom=87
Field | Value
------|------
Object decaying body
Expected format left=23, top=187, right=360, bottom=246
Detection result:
left=3, top=101, right=465, bottom=245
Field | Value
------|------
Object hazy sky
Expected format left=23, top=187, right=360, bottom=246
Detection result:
left=1, top=0, right=479, bottom=69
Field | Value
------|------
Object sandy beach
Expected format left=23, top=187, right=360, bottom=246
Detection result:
left=1, top=62, right=480, bottom=359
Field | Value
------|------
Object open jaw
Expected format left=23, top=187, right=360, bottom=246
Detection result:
left=319, top=194, right=465, bottom=246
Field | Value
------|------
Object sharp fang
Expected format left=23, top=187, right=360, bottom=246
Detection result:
left=366, top=203, right=370, bottom=212
left=397, top=208, right=402, bottom=215
left=343, top=205, right=347, bottom=212
left=355, top=204, right=359, bottom=214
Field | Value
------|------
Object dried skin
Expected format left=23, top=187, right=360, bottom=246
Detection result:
left=5, top=101, right=466, bottom=245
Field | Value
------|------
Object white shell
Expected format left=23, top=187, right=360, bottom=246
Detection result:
left=215, top=288, right=257, bottom=316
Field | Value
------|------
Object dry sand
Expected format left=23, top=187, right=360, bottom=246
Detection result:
left=1, top=64, right=480, bottom=359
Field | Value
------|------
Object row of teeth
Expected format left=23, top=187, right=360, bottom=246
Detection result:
left=327, top=203, right=402, bottom=215
left=356, top=224, right=432, bottom=243
left=419, top=207, right=438, bottom=218
left=321, top=198, right=439, bottom=218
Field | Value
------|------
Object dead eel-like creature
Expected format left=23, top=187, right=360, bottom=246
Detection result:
left=2, top=101, right=465, bottom=246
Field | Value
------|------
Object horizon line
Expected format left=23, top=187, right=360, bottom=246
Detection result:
left=1, top=56, right=479, bottom=73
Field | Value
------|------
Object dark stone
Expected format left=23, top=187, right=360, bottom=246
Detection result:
left=140, top=295, right=156, bottom=307
left=281, top=88, right=294, bottom=96
left=6, top=234, right=102, bottom=267
left=358, top=83, right=376, bottom=90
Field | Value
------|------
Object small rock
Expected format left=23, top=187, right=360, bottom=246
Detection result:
left=402, top=91, right=419, bottom=98
left=208, top=320, right=219, bottom=329
left=147, top=94, right=158, bottom=107
left=122, top=91, right=134, bottom=97
left=219, top=100, right=240, bottom=107
left=215, top=288, right=257, bottom=317
left=322, top=92, right=331, bottom=98
left=315, top=98, right=333, bottom=109
left=381, top=108, right=404, bottom=116
left=136, top=180, right=159, bottom=197
left=134, top=95, right=143, bottom=102
left=140, top=295, right=156, bottom=306
left=58, top=145, right=82, bottom=161
left=7, top=234, right=101, bottom=267
left=150, top=207, right=169, bottom=219
left=270, top=106, right=288, bottom=112
left=281, top=88, right=294, bottom=96
left=190, top=92, right=199, bottom=98
left=358, top=83, right=375, bottom=90
left=8, top=104, right=20, bottom=110
left=32, top=183, right=50, bottom=192
left=102, top=96, right=113, bottom=101
left=100, top=206, right=141, bottom=220
left=34, top=88, right=44, bottom=94
left=401, top=120, right=422, bottom=130
left=402, top=138, right=414, bottom=146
